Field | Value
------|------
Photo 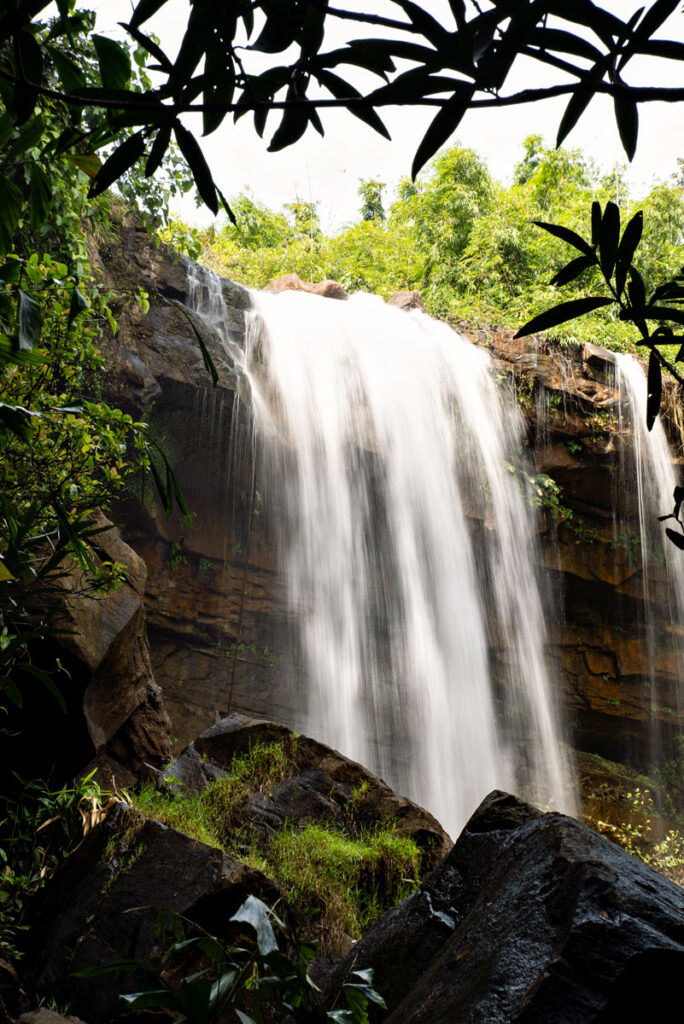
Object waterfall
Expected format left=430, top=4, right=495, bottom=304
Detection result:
left=191, top=271, right=575, bottom=837
left=613, top=354, right=684, bottom=762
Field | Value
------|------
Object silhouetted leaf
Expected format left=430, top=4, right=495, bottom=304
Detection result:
left=599, top=201, right=620, bottom=279
left=614, top=93, right=638, bottom=160
left=628, top=267, right=646, bottom=308
left=129, top=0, right=167, bottom=29
left=616, top=210, right=643, bottom=295
left=515, top=297, right=613, bottom=339
left=665, top=527, right=684, bottom=549
left=268, top=104, right=310, bottom=152
left=174, top=122, right=218, bottom=213
left=550, top=255, right=594, bottom=287
left=145, top=126, right=171, bottom=177
left=647, top=348, right=662, bottom=430
left=315, top=70, right=390, bottom=138
left=528, top=26, right=603, bottom=61
left=411, top=87, right=474, bottom=178
left=122, top=22, right=173, bottom=71
left=591, top=201, right=602, bottom=247
left=531, top=220, right=594, bottom=257
left=88, top=131, right=146, bottom=197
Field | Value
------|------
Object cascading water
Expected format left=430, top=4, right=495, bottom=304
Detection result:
left=190, top=268, right=575, bottom=837
left=613, top=354, right=684, bottom=759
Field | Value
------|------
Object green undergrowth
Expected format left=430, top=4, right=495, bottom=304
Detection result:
left=132, top=740, right=423, bottom=945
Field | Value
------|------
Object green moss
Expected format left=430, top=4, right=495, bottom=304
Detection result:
left=262, top=822, right=421, bottom=941
left=132, top=738, right=424, bottom=947
left=134, top=739, right=295, bottom=848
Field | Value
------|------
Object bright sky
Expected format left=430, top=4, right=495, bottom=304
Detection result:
left=90, top=1, right=684, bottom=231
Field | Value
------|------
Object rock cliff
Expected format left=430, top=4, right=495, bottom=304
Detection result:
left=96, top=220, right=683, bottom=810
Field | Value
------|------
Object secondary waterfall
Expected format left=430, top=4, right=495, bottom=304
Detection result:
left=613, top=354, right=684, bottom=758
left=191, top=271, right=575, bottom=837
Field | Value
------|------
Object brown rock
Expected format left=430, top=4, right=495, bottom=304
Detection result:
left=18, top=1012, right=88, bottom=1024
left=262, top=273, right=347, bottom=300
left=83, top=605, right=171, bottom=773
left=57, top=515, right=147, bottom=673
left=388, top=290, right=427, bottom=312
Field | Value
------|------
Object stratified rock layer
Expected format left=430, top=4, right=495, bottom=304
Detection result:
left=324, top=790, right=684, bottom=1023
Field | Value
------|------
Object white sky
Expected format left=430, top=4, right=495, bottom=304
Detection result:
left=89, top=1, right=684, bottom=231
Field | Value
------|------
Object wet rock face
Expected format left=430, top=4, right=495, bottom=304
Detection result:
left=323, top=791, right=684, bottom=1023
left=101, top=229, right=682, bottom=777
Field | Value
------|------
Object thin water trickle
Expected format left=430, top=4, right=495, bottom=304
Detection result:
left=191, top=268, right=576, bottom=837
left=613, top=354, right=684, bottom=758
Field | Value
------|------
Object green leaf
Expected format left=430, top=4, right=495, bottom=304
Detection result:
left=18, top=291, right=42, bottom=351
left=14, top=663, right=67, bottom=713
left=29, top=165, right=52, bottom=233
left=647, top=348, right=662, bottom=430
left=92, top=35, right=132, bottom=90
left=0, top=258, right=21, bottom=285
left=599, top=201, right=620, bottom=280
left=514, top=297, right=613, bottom=339
left=48, top=46, right=87, bottom=93
left=173, top=122, right=218, bottom=214
left=411, top=87, right=474, bottom=179
left=169, top=299, right=218, bottom=386
left=0, top=174, right=23, bottom=256
left=230, top=895, right=278, bottom=955
left=66, top=153, right=102, bottom=179
left=0, top=402, right=33, bottom=442
left=6, top=116, right=45, bottom=160
left=88, top=131, right=146, bottom=198
left=531, top=220, right=594, bottom=257
left=120, top=990, right=180, bottom=1012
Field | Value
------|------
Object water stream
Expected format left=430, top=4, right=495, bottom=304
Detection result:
left=190, top=269, right=576, bottom=837
left=613, top=354, right=684, bottom=760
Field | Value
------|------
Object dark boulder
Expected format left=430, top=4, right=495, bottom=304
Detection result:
left=167, top=715, right=450, bottom=859
left=324, top=790, right=684, bottom=1023
left=25, top=802, right=278, bottom=1023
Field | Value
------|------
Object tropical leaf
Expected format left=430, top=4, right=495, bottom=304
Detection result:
left=515, top=297, right=613, bottom=339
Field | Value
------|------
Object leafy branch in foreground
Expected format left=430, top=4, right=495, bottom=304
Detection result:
left=76, top=894, right=386, bottom=1024
left=1, top=0, right=684, bottom=234
left=516, top=199, right=684, bottom=549
left=516, top=199, right=684, bottom=433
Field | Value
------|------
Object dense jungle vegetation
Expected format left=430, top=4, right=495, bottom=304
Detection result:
left=172, top=135, right=684, bottom=353
left=3, top=1, right=684, bottom=1016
